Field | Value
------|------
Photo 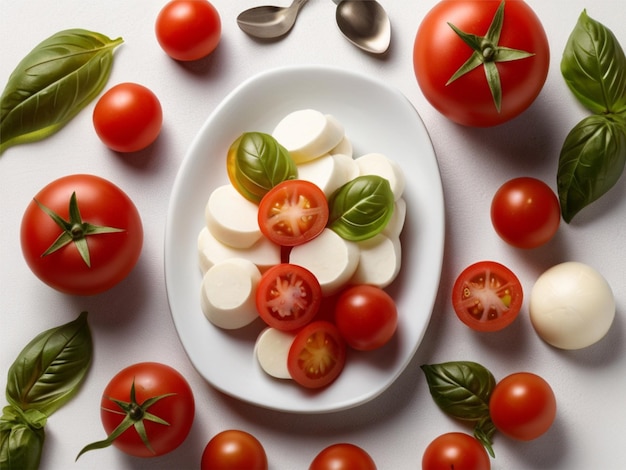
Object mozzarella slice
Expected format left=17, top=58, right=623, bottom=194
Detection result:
left=197, top=227, right=280, bottom=274
left=383, top=197, right=407, bottom=238
left=200, top=258, right=262, bottom=329
left=289, top=228, right=359, bottom=296
left=297, top=153, right=353, bottom=198
left=272, top=109, right=345, bottom=164
left=355, top=152, right=406, bottom=201
left=254, top=327, right=295, bottom=380
left=351, top=234, right=401, bottom=288
left=205, top=184, right=262, bottom=249
left=331, top=135, right=353, bottom=158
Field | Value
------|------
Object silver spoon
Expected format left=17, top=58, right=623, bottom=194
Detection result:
left=237, top=0, right=309, bottom=39
left=333, top=0, right=391, bottom=55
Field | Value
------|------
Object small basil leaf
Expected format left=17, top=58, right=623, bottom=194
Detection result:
left=557, top=114, right=626, bottom=223
left=561, top=10, right=626, bottom=114
left=6, top=312, right=92, bottom=417
left=0, top=414, right=45, bottom=470
left=0, top=29, right=123, bottom=154
left=327, top=175, right=394, bottom=241
left=232, top=132, right=298, bottom=203
left=421, top=361, right=495, bottom=422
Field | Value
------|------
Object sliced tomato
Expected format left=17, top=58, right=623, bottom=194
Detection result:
left=256, top=263, right=322, bottom=331
left=257, top=180, right=328, bottom=247
left=452, top=261, right=523, bottom=332
left=287, top=321, right=346, bottom=389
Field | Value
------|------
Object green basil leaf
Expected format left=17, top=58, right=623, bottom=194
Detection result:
left=327, top=175, right=394, bottom=241
left=0, top=29, right=123, bottom=154
left=561, top=10, right=626, bottom=114
left=233, top=132, right=298, bottom=203
left=0, top=414, right=45, bottom=470
left=6, top=312, right=92, bottom=417
left=557, top=114, right=626, bottom=222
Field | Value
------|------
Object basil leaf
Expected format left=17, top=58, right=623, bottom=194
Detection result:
left=561, top=10, right=626, bottom=114
left=6, top=312, right=92, bottom=417
left=232, top=132, right=298, bottom=203
left=327, top=175, right=394, bottom=241
left=0, top=29, right=123, bottom=154
left=0, top=413, right=45, bottom=470
left=557, top=114, right=626, bottom=222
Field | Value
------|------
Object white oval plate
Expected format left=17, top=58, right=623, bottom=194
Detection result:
left=165, top=65, right=445, bottom=413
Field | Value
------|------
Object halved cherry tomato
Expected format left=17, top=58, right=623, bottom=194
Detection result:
left=452, top=261, right=523, bottom=332
left=258, top=180, right=329, bottom=247
left=287, top=321, right=347, bottom=389
left=256, top=263, right=322, bottom=331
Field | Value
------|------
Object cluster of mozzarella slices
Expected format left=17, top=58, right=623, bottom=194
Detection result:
left=197, top=108, right=407, bottom=387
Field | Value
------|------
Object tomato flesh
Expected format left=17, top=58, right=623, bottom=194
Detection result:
left=422, top=433, right=490, bottom=470
left=258, top=180, right=329, bottom=247
left=256, top=263, right=322, bottom=331
left=201, top=430, right=268, bottom=470
left=287, top=321, right=347, bottom=389
left=452, top=261, right=522, bottom=332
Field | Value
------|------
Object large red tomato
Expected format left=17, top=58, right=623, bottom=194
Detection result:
left=20, top=174, right=143, bottom=295
left=413, top=0, right=549, bottom=127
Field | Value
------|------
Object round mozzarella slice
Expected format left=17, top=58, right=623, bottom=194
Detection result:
left=351, top=234, right=401, bottom=288
left=254, top=327, right=295, bottom=380
left=272, top=109, right=345, bottom=164
left=355, top=152, right=406, bottom=200
left=297, top=153, right=351, bottom=198
left=289, top=228, right=359, bottom=296
left=330, top=135, right=353, bottom=157
left=383, top=197, right=407, bottom=238
left=200, top=258, right=262, bottom=329
left=205, top=184, right=262, bottom=249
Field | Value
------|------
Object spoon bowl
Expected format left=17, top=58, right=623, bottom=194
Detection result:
left=334, top=0, right=391, bottom=54
left=237, top=0, right=309, bottom=39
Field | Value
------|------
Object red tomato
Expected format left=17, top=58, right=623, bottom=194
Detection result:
left=309, top=443, right=377, bottom=470
left=93, top=82, right=162, bottom=152
left=452, top=261, right=523, bottom=332
left=20, top=174, right=143, bottom=295
left=258, top=180, right=329, bottom=247
left=256, top=263, right=322, bottom=331
left=413, top=0, right=549, bottom=127
left=489, top=372, right=556, bottom=441
left=155, top=0, right=221, bottom=61
left=201, top=430, right=268, bottom=470
left=98, top=362, right=194, bottom=457
left=491, top=177, right=560, bottom=249
left=422, top=433, right=490, bottom=470
left=287, top=321, right=347, bottom=389
left=334, top=285, right=398, bottom=351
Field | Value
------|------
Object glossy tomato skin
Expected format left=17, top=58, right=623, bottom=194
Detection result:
left=491, top=177, right=560, bottom=249
left=101, top=362, right=195, bottom=457
left=452, top=261, right=523, bottom=332
left=422, top=433, right=490, bottom=470
left=334, top=284, right=398, bottom=351
left=489, top=372, right=556, bottom=441
left=201, top=430, right=268, bottom=470
left=309, top=443, right=377, bottom=470
left=93, top=83, right=162, bottom=152
left=413, top=0, right=549, bottom=127
left=155, top=0, right=221, bottom=61
left=20, top=174, right=143, bottom=295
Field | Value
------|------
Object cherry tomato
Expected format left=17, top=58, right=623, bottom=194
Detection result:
left=491, top=177, right=560, bottom=249
left=287, top=321, right=347, bottom=389
left=334, top=284, right=398, bottom=351
left=422, top=433, right=490, bottom=470
left=489, top=372, right=556, bottom=441
left=452, top=261, right=523, bottom=332
left=90, top=362, right=194, bottom=458
left=413, top=0, right=549, bottom=127
left=256, top=263, right=322, bottom=331
left=201, top=430, right=268, bottom=470
left=93, top=82, right=162, bottom=152
left=309, top=443, right=377, bottom=470
left=20, top=174, right=143, bottom=295
left=155, top=0, right=221, bottom=61
left=258, top=180, right=329, bottom=247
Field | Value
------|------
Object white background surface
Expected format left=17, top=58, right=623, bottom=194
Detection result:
left=1, top=1, right=624, bottom=469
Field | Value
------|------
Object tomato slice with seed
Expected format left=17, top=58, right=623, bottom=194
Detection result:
left=255, top=263, right=322, bottom=331
left=287, top=321, right=347, bottom=389
left=452, top=261, right=523, bottom=332
left=257, top=180, right=329, bottom=247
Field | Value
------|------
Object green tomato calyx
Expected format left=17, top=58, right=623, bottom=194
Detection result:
left=35, top=191, right=124, bottom=268
left=446, top=0, right=534, bottom=112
